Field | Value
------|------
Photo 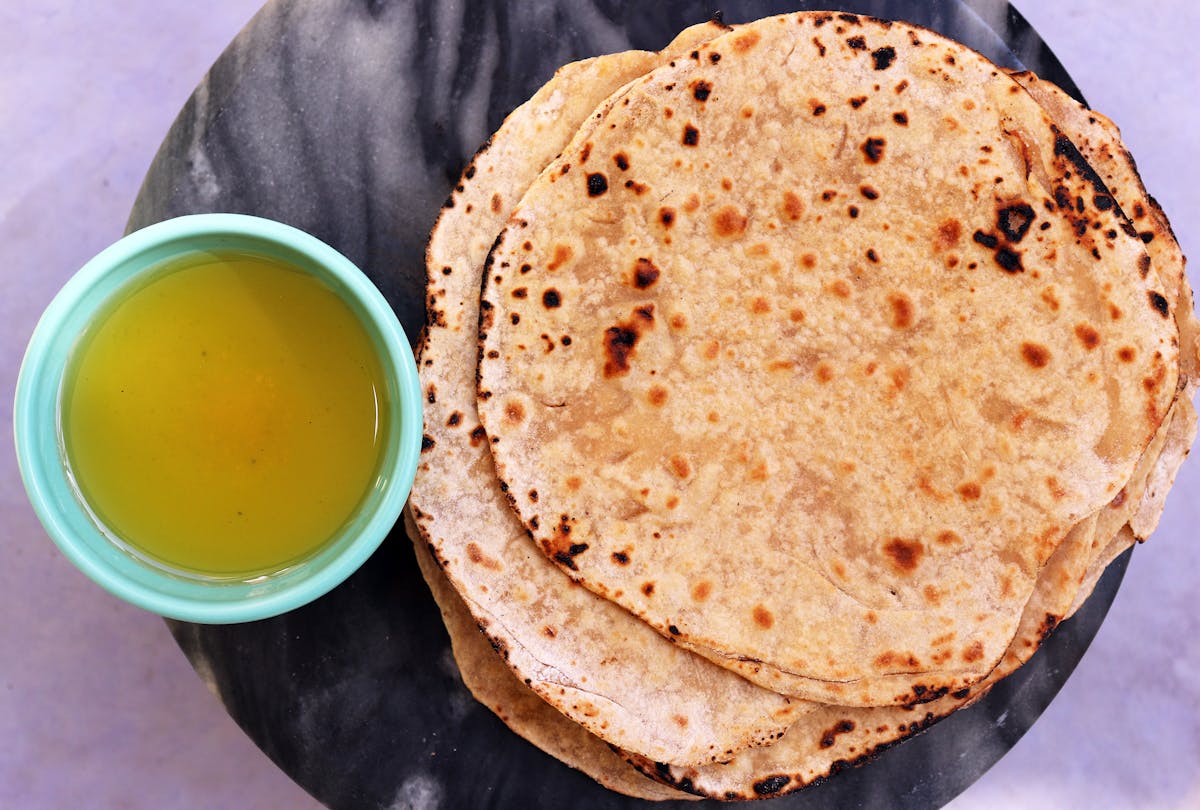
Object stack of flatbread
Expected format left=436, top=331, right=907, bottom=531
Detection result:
left=406, top=12, right=1196, bottom=801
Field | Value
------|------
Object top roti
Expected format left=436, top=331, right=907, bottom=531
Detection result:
left=476, top=13, right=1178, bottom=706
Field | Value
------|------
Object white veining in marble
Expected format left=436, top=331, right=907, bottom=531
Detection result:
left=390, top=772, right=445, bottom=810
left=1, top=1, right=1196, bottom=808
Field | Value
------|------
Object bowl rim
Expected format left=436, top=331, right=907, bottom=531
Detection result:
left=13, top=213, right=423, bottom=623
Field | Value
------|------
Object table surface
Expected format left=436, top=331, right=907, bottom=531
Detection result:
left=2, top=2, right=1197, bottom=808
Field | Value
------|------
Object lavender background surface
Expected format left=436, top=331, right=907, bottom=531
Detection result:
left=2, top=2, right=1196, bottom=807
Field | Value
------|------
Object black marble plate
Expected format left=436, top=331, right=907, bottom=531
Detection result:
left=129, top=1, right=1126, bottom=807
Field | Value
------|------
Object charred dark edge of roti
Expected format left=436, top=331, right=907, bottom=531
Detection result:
left=613, top=703, right=950, bottom=801
left=614, top=673, right=1025, bottom=802
left=1006, top=68, right=1180, bottom=272
left=420, top=130, right=502, bottom=351
left=416, top=135, right=495, bottom=453
left=476, top=227, right=507, bottom=400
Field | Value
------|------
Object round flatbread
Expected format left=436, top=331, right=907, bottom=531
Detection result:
left=476, top=12, right=1178, bottom=707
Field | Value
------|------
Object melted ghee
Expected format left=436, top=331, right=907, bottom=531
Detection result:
left=61, top=251, right=388, bottom=578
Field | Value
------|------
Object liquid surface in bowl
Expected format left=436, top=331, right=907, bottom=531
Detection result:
left=61, top=250, right=389, bottom=578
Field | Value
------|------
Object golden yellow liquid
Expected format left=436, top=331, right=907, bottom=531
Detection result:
left=61, top=251, right=388, bottom=578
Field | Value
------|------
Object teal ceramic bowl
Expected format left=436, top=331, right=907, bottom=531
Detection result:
left=13, top=214, right=422, bottom=623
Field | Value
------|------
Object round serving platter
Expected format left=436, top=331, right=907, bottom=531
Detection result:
left=128, top=1, right=1127, bottom=807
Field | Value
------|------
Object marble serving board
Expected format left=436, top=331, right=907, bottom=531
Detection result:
left=126, top=1, right=1122, bottom=807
